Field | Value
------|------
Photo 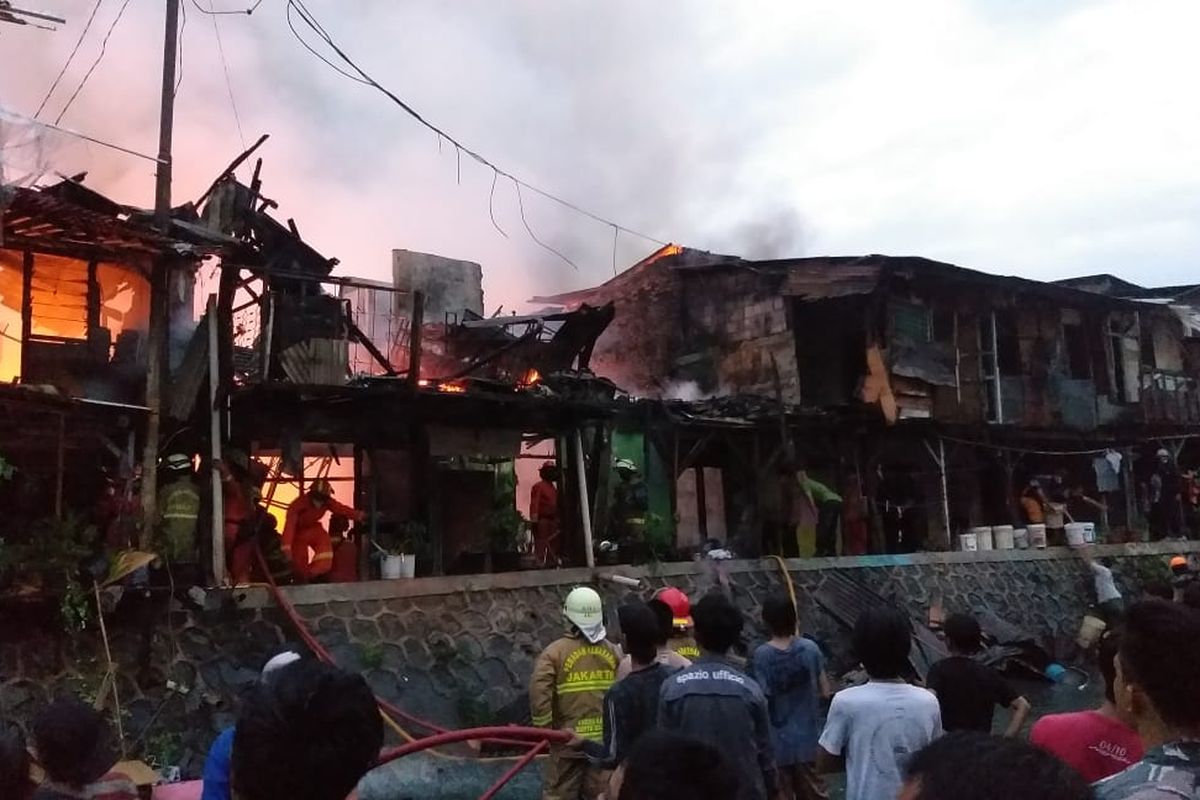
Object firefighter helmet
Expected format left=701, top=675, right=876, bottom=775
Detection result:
left=309, top=478, right=333, bottom=499
left=614, top=458, right=638, bottom=474
left=656, top=586, right=693, bottom=629
left=563, top=586, right=606, bottom=643
left=1171, top=555, right=1189, bottom=573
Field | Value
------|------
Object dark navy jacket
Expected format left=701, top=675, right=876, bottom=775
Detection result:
left=658, top=655, right=778, bottom=800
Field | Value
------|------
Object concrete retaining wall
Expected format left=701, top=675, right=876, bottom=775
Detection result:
left=0, top=542, right=1194, bottom=779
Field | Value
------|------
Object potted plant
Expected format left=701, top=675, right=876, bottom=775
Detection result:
left=485, top=505, right=526, bottom=573
left=375, top=521, right=426, bottom=579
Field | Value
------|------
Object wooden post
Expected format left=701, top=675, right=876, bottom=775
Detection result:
left=922, top=437, right=951, bottom=550
left=591, top=425, right=613, bottom=542
left=259, top=290, right=275, bottom=382
left=407, top=290, right=424, bottom=387
left=574, top=429, right=595, bottom=568
left=20, top=251, right=32, bottom=373
left=141, top=0, right=182, bottom=547
left=207, top=297, right=226, bottom=584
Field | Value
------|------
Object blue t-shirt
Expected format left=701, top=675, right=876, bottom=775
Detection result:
left=201, top=727, right=235, bottom=800
left=750, top=637, right=825, bottom=765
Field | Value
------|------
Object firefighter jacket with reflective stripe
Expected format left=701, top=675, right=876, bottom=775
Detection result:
left=157, top=477, right=200, bottom=562
left=668, top=634, right=701, bottom=662
left=530, top=635, right=620, bottom=741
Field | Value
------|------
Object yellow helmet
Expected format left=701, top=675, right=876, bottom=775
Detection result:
left=309, top=478, right=333, bottom=499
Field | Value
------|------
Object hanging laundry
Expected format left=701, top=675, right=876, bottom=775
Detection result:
left=1094, top=454, right=1120, bottom=493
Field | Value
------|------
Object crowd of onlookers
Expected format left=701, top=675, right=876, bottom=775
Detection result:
left=2, top=559, right=1200, bottom=800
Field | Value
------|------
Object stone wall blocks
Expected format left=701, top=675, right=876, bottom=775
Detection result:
left=356, top=599, right=385, bottom=618
left=349, top=618, right=382, bottom=643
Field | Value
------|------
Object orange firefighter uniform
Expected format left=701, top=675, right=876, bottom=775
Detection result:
left=529, top=466, right=560, bottom=566
left=530, top=634, right=619, bottom=800
left=221, top=471, right=256, bottom=584
left=282, top=488, right=362, bottom=582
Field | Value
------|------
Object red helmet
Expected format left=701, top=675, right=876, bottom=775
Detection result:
left=656, top=587, right=692, bottom=629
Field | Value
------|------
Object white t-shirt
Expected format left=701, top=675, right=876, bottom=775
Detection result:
left=1091, top=562, right=1122, bottom=603
left=818, top=681, right=942, bottom=800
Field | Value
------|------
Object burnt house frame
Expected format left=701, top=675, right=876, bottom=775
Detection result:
left=538, top=248, right=1200, bottom=553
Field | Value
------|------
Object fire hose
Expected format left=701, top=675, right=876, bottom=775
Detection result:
left=252, top=548, right=559, bottom=762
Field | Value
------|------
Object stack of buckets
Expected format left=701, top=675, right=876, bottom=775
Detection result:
left=959, top=523, right=1046, bottom=551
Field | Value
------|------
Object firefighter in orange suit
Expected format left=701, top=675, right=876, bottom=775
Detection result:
left=218, top=451, right=267, bottom=585
left=282, top=479, right=364, bottom=582
left=530, top=586, right=619, bottom=800
left=529, top=461, right=561, bottom=566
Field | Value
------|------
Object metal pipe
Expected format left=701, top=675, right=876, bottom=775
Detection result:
left=573, top=429, right=595, bottom=568
left=208, top=296, right=226, bottom=585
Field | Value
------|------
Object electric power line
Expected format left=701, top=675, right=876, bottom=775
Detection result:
left=52, top=0, right=134, bottom=126
left=188, top=0, right=265, bottom=15
left=209, top=0, right=246, bottom=148
left=282, top=0, right=669, bottom=269
left=175, top=0, right=186, bottom=95
left=34, top=0, right=106, bottom=119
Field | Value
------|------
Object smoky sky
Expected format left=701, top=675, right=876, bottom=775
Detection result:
left=2, top=1, right=1199, bottom=311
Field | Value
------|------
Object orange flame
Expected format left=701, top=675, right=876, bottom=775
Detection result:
left=437, top=381, right=467, bottom=394
left=518, top=368, right=541, bottom=388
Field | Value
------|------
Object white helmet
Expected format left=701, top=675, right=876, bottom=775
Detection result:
left=164, top=453, right=192, bottom=472
left=614, top=458, right=638, bottom=473
left=563, top=586, right=606, bottom=643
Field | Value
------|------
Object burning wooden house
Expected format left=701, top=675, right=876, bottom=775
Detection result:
left=538, top=246, right=1200, bottom=555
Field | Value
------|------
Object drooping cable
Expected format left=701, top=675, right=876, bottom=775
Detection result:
left=34, top=0, right=106, bottom=119
left=52, top=0, right=134, bottom=125
left=282, top=0, right=669, bottom=255
left=209, top=0, right=246, bottom=147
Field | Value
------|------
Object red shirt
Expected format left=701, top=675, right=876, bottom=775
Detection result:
left=1030, top=709, right=1144, bottom=783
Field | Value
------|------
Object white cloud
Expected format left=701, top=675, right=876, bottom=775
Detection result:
left=2, top=0, right=1197, bottom=309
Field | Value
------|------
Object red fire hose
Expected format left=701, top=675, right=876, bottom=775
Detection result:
left=251, top=547, right=562, bottom=797
left=375, top=727, right=567, bottom=766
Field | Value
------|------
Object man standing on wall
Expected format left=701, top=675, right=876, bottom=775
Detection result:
left=530, top=461, right=561, bottom=566
left=612, top=460, right=648, bottom=545
left=156, top=453, right=201, bottom=581
left=282, top=479, right=365, bottom=583
left=531, top=587, right=620, bottom=800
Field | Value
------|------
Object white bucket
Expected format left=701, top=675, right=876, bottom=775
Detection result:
left=1013, top=528, right=1029, bottom=549
left=1027, top=523, right=1048, bottom=549
left=382, top=554, right=404, bottom=579
left=1082, top=522, right=1097, bottom=544
left=993, top=525, right=1015, bottom=550
left=1065, top=522, right=1087, bottom=547
left=970, top=526, right=994, bottom=551
left=400, top=553, right=416, bottom=579
left=959, top=533, right=978, bottom=552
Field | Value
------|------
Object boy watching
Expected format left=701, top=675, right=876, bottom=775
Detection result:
left=750, top=591, right=832, bottom=800
left=817, top=607, right=942, bottom=800
left=926, top=613, right=1030, bottom=736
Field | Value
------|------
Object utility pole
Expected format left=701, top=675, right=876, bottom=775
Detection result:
left=139, top=0, right=180, bottom=547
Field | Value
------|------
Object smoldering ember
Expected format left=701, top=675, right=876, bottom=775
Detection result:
left=3, top=4, right=1200, bottom=800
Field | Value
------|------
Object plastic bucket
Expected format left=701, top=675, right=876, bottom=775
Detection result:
left=1082, top=522, right=1097, bottom=544
left=959, top=533, right=978, bottom=552
left=400, top=554, right=416, bottom=579
left=1013, top=528, right=1029, bottom=549
left=1065, top=522, right=1087, bottom=547
left=1076, top=614, right=1107, bottom=649
left=970, top=526, right=994, bottom=551
left=382, top=554, right=404, bottom=579
left=1027, top=523, right=1048, bottom=549
left=993, top=525, right=1015, bottom=550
